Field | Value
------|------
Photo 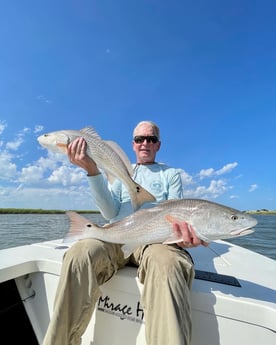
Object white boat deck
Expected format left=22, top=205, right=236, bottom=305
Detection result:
left=0, top=239, right=275, bottom=345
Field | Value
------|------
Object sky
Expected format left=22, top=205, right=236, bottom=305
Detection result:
left=0, top=0, right=275, bottom=211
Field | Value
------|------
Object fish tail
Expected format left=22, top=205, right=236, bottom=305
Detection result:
left=63, top=211, right=100, bottom=243
left=130, top=183, right=156, bottom=211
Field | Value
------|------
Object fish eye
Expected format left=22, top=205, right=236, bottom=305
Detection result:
left=231, top=215, right=238, bottom=221
left=86, top=224, right=92, bottom=228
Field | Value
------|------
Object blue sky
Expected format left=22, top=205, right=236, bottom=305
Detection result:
left=0, top=0, right=275, bottom=211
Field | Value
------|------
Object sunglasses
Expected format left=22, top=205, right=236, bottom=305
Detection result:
left=133, top=135, right=159, bottom=144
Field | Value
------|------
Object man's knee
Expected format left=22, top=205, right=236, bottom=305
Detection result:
left=140, top=244, right=194, bottom=284
left=63, top=239, right=107, bottom=266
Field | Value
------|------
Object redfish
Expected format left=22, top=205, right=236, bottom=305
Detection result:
left=38, top=127, right=156, bottom=211
left=63, top=198, right=257, bottom=258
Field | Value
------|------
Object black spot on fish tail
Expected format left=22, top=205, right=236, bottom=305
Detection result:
left=136, top=186, right=140, bottom=193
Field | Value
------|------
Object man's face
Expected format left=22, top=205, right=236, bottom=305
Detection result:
left=132, top=124, right=161, bottom=164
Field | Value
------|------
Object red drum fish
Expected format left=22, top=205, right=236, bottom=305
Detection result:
left=63, top=198, right=257, bottom=258
left=38, top=127, right=156, bottom=211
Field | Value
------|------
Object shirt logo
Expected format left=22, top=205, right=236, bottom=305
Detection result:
left=150, top=180, right=163, bottom=191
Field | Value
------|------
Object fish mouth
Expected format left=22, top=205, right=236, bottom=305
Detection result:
left=230, top=228, right=254, bottom=237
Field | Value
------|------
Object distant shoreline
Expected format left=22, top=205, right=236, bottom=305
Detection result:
left=246, top=210, right=276, bottom=215
left=0, top=208, right=275, bottom=215
left=0, top=208, right=100, bottom=214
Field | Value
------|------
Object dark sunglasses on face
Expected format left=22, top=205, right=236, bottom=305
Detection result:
left=133, top=135, right=159, bottom=144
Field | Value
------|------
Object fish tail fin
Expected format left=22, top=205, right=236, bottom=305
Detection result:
left=63, top=211, right=100, bottom=243
left=131, top=183, right=156, bottom=211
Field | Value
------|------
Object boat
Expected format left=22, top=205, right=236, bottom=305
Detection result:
left=0, top=237, right=275, bottom=345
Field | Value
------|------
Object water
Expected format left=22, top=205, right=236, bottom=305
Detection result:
left=0, top=213, right=275, bottom=261
left=226, top=214, right=276, bottom=260
left=0, top=213, right=106, bottom=250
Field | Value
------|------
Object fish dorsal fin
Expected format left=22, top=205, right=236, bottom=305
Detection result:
left=80, top=127, right=102, bottom=140
left=104, top=140, right=134, bottom=176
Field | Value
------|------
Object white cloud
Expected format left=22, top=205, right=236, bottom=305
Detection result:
left=18, top=165, right=45, bottom=184
left=34, top=125, right=44, bottom=133
left=0, top=185, right=94, bottom=210
left=2, top=125, right=33, bottom=151
left=37, top=95, right=52, bottom=104
left=198, top=168, right=214, bottom=179
left=0, top=163, right=17, bottom=180
left=199, top=162, right=238, bottom=179
left=179, top=169, right=193, bottom=185
left=249, top=184, right=258, bottom=192
left=6, top=136, right=24, bottom=150
left=0, top=151, right=17, bottom=180
left=216, top=162, right=238, bottom=175
left=183, top=179, right=231, bottom=199
left=47, top=166, right=86, bottom=186
left=0, top=121, right=7, bottom=134
left=36, top=155, right=59, bottom=171
left=22, top=127, right=31, bottom=133
left=179, top=162, right=238, bottom=200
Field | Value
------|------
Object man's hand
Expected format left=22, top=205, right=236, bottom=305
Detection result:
left=173, top=222, right=208, bottom=248
left=67, top=137, right=100, bottom=176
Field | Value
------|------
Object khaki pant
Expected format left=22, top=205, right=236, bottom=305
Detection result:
left=42, top=240, right=194, bottom=345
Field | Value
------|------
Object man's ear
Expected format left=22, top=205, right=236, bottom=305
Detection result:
left=156, top=141, right=161, bottom=151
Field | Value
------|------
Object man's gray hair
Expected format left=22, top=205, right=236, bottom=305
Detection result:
left=133, top=120, right=160, bottom=140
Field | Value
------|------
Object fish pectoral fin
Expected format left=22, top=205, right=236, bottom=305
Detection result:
left=121, top=243, right=138, bottom=259
left=163, top=232, right=183, bottom=244
left=56, top=143, right=69, bottom=153
left=163, top=215, right=194, bottom=244
left=165, top=214, right=179, bottom=224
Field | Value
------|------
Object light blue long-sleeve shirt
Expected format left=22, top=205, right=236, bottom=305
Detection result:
left=87, top=163, right=183, bottom=223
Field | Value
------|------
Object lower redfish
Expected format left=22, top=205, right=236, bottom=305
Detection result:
left=63, top=198, right=257, bottom=258
left=37, top=127, right=156, bottom=211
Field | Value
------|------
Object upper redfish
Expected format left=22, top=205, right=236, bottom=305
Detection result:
left=63, top=198, right=257, bottom=258
left=37, top=127, right=156, bottom=211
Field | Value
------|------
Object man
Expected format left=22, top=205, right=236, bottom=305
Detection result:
left=42, top=120, right=207, bottom=345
